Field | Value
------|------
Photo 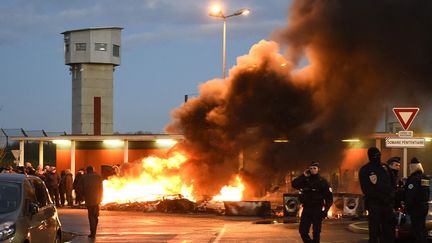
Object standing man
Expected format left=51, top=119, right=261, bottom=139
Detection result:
left=46, top=167, right=61, bottom=207
left=73, top=168, right=85, bottom=205
left=80, top=165, right=103, bottom=238
left=404, top=157, right=430, bottom=243
left=59, top=170, right=67, bottom=206
left=359, top=147, right=395, bottom=243
left=64, top=169, right=74, bottom=206
left=292, top=162, right=333, bottom=243
left=387, top=156, right=403, bottom=210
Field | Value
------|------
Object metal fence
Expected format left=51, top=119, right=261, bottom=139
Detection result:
left=0, top=128, right=67, bottom=146
left=0, top=129, right=67, bottom=165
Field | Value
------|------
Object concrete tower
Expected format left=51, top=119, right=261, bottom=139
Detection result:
left=62, top=27, right=122, bottom=135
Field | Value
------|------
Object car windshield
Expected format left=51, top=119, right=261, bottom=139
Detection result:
left=0, top=182, right=21, bottom=214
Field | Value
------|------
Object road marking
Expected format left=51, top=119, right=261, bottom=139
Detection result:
left=212, top=225, right=226, bottom=243
left=349, top=222, right=368, bottom=231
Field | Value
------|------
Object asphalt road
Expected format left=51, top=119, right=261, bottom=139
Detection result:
left=58, top=208, right=369, bottom=243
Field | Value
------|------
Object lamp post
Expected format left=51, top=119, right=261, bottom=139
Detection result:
left=184, top=93, right=198, bottom=103
left=209, top=5, right=250, bottom=79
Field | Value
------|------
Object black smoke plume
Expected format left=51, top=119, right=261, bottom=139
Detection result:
left=167, top=0, right=432, bottom=197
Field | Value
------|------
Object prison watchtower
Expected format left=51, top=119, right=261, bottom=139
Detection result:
left=62, top=27, right=122, bottom=135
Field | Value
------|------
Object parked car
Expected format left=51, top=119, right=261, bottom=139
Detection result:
left=0, top=173, right=62, bottom=243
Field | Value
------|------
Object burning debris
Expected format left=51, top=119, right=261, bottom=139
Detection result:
left=212, top=176, right=245, bottom=201
left=224, top=201, right=272, bottom=217
left=102, top=152, right=195, bottom=204
left=100, top=153, right=252, bottom=215
left=166, top=0, right=432, bottom=198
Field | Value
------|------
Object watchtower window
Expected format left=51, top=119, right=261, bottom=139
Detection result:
left=95, top=43, right=108, bottom=51
left=76, top=43, right=86, bottom=51
left=113, top=45, right=120, bottom=57
left=65, top=44, right=70, bottom=53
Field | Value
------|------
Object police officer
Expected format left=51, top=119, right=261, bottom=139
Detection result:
left=359, top=147, right=394, bottom=243
left=404, top=157, right=430, bottom=243
left=292, top=162, right=333, bottom=243
left=387, top=156, right=403, bottom=210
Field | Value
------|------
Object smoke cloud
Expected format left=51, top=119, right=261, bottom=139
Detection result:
left=167, top=0, right=432, bottom=197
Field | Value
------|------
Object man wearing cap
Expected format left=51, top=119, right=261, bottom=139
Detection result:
left=387, top=156, right=403, bottom=210
left=404, top=157, right=430, bottom=243
left=359, top=147, right=394, bottom=243
left=292, top=161, right=333, bottom=243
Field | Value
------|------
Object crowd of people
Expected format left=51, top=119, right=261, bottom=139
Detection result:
left=1, top=163, right=103, bottom=238
left=1, top=162, right=87, bottom=207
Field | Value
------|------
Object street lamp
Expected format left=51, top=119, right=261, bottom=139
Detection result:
left=209, top=4, right=250, bottom=79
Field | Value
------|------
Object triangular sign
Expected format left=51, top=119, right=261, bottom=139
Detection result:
left=392, top=107, right=419, bottom=130
left=11, top=150, right=20, bottom=160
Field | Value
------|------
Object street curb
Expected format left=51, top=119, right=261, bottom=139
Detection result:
left=347, top=221, right=368, bottom=234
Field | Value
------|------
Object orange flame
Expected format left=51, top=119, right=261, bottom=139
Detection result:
left=102, top=152, right=195, bottom=204
left=212, top=176, right=245, bottom=201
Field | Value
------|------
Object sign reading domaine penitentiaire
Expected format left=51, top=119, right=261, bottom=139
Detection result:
left=385, top=137, right=425, bottom=148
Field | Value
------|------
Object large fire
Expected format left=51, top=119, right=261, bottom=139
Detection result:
left=102, top=152, right=195, bottom=204
left=212, top=176, right=245, bottom=202
left=101, top=152, right=245, bottom=204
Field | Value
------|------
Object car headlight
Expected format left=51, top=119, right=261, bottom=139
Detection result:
left=0, top=221, right=16, bottom=241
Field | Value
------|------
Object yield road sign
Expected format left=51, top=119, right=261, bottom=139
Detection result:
left=11, top=150, right=20, bottom=160
left=392, top=107, right=419, bottom=130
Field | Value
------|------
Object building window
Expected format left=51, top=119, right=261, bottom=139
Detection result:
left=113, top=45, right=120, bottom=57
left=65, top=44, right=70, bottom=53
left=75, top=43, right=86, bottom=51
left=95, top=43, right=108, bottom=51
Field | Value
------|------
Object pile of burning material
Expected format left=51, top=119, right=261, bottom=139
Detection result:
left=102, top=201, right=159, bottom=212
left=97, top=151, right=279, bottom=216
left=224, top=201, right=272, bottom=217
left=101, top=152, right=195, bottom=204
left=157, top=196, right=196, bottom=213
left=195, top=197, right=224, bottom=214
left=102, top=194, right=197, bottom=213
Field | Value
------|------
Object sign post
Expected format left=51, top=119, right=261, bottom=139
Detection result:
left=386, top=107, right=421, bottom=177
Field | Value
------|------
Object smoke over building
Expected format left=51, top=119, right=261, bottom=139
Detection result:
left=167, top=0, right=432, bottom=197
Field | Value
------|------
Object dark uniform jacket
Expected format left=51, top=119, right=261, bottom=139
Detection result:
left=73, top=172, right=83, bottom=191
left=404, top=171, right=430, bottom=215
left=64, top=172, right=73, bottom=192
left=292, top=174, right=333, bottom=211
left=389, top=169, right=404, bottom=210
left=80, top=172, right=103, bottom=206
left=359, top=161, right=394, bottom=207
left=46, top=172, right=61, bottom=189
